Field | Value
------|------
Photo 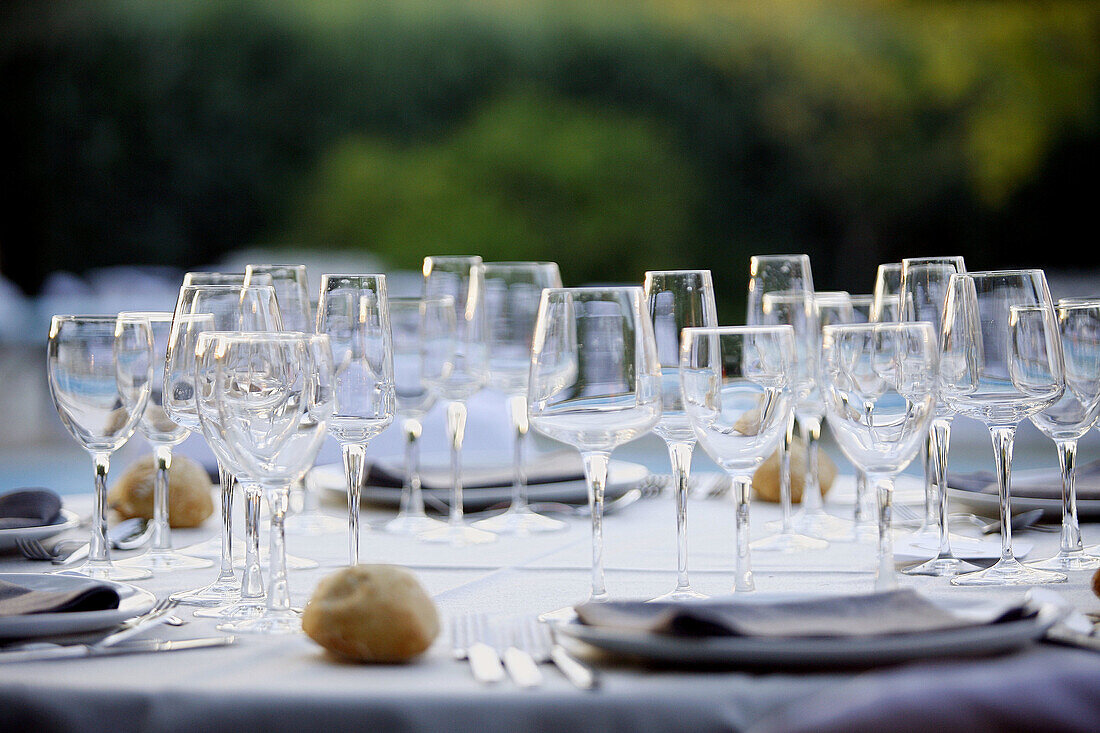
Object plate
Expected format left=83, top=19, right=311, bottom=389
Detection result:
left=311, top=457, right=649, bottom=510
left=948, top=487, right=1100, bottom=521
left=0, top=509, right=81, bottom=552
left=554, top=596, right=1049, bottom=668
left=0, top=573, right=155, bottom=639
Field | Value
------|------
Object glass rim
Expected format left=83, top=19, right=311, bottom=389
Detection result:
left=850, top=294, right=875, bottom=304
left=178, top=283, right=278, bottom=292
left=318, top=273, right=386, bottom=280
left=952, top=268, right=1046, bottom=279
left=476, top=261, right=558, bottom=269
left=49, top=314, right=121, bottom=323
left=815, top=291, right=850, bottom=301
left=245, top=263, right=307, bottom=271
left=822, top=321, right=936, bottom=334
left=1058, top=299, right=1100, bottom=309
left=748, top=253, right=810, bottom=262
left=643, top=268, right=713, bottom=277
left=681, top=325, right=793, bottom=337
left=389, top=294, right=455, bottom=304
left=117, top=311, right=173, bottom=323
left=196, top=330, right=326, bottom=342
left=901, top=256, right=965, bottom=266
left=541, top=285, right=643, bottom=296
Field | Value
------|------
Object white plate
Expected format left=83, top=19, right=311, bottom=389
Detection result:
left=311, top=458, right=649, bottom=510
left=948, top=487, right=1100, bottom=521
left=554, top=596, right=1048, bottom=668
left=0, top=573, right=155, bottom=639
left=0, top=509, right=81, bottom=552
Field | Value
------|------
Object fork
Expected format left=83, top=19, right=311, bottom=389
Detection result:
left=520, top=617, right=599, bottom=690
left=14, top=538, right=60, bottom=562
left=451, top=613, right=504, bottom=684
left=100, top=598, right=181, bottom=647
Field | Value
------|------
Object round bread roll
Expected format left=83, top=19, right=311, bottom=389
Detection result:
left=108, top=455, right=214, bottom=528
left=302, top=565, right=439, bottom=663
left=1092, top=567, right=1100, bottom=600
left=751, top=436, right=837, bottom=503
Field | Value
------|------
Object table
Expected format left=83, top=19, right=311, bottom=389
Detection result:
left=1, top=472, right=1099, bottom=733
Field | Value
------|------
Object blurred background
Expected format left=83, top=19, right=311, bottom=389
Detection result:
left=2, top=0, right=1099, bottom=485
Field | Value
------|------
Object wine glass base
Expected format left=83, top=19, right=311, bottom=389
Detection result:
left=901, top=556, right=982, bottom=577
left=179, top=536, right=237, bottom=560
left=419, top=523, right=497, bottom=546
left=55, top=562, right=152, bottom=582
left=471, top=507, right=567, bottom=534
left=382, top=513, right=448, bottom=535
left=234, top=552, right=318, bottom=571
left=217, top=609, right=302, bottom=635
left=116, top=549, right=214, bottom=573
left=648, top=587, right=708, bottom=602
left=767, top=509, right=854, bottom=540
left=1028, top=551, right=1100, bottom=571
left=194, top=600, right=268, bottom=620
left=170, top=577, right=241, bottom=607
left=285, top=512, right=346, bottom=536
left=951, top=557, right=1067, bottom=586
left=751, top=530, right=828, bottom=553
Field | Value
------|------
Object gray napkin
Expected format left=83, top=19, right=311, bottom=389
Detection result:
left=575, top=590, right=1031, bottom=638
left=366, top=449, right=585, bottom=490
left=950, top=460, right=1100, bottom=501
left=0, top=488, right=63, bottom=530
left=0, top=579, right=120, bottom=617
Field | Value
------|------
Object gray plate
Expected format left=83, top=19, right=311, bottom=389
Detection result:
left=0, top=573, right=155, bottom=639
left=948, top=488, right=1100, bottom=521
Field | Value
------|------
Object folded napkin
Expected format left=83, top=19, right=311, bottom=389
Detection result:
left=575, top=590, right=1031, bottom=639
left=0, top=488, right=63, bottom=530
left=365, top=450, right=586, bottom=491
left=0, top=579, right=120, bottom=617
left=951, top=460, right=1100, bottom=501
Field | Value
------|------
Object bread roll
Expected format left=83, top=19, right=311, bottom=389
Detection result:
left=108, top=455, right=214, bottom=528
left=302, top=565, right=439, bottom=663
left=751, top=436, right=837, bottom=503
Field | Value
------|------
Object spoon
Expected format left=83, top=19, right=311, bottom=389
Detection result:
left=55, top=518, right=152, bottom=565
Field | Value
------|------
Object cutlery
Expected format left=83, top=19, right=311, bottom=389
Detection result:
left=501, top=621, right=542, bottom=688
left=0, top=636, right=236, bottom=663
left=451, top=613, right=505, bottom=684
left=976, top=509, right=1056, bottom=535
left=16, top=518, right=151, bottom=564
left=1026, top=589, right=1100, bottom=653
left=522, top=617, right=599, bottom=690
left=96, top=597, right=181, bottom=648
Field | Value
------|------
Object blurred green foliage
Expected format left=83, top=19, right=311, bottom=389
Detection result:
left=2, top=0, right=1098, bottom=320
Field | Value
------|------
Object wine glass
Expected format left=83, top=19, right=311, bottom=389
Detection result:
left=816, top=292, right=854, bottom=328
left=820, top=322, right=939, bottom=590
left=845, top=294, right=880, bottom=531
left=316, top=274, right=396, bottom=564
left=470, top=262, right=567, bottom=535
left=246, top=264, right=339, bottom=535
left=745, top=255, right=827, bottom=552
left=681, top=326, right=796, bottom=592
left=46, top=315, right=153, bottom=581
left=641, top=269, right=718, bottom=600
left=898, top=258, right=978, bottom=577
left=529, top=287, right=662, bottom=608
left=941, top=270, right=1067, bottom=586
left=206, top=332, right=334, bottom=634
left=165, top=284, right=282, bottom=608
left=114, top=312, right=213, bottom=573
left=383, top=296, right=454, bottom=535
left=1027, top=302, right=1100, bottom=570
left=419, top=256, right=495, bottom=546
left=871, top=263, right=902, bottom=322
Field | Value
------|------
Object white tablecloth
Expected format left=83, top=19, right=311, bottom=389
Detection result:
left=1, top=471, right=1099, bottom=733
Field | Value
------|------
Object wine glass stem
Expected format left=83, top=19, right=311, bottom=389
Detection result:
left=990, top=425, right=1017, bottom=563
left=152, top=444, right=173, bottom=552
left=582, top=450, right=611, bottom=602
left=666, top=440, right=694, bottom=592
left=508, top=394, right=529, bottom=513
left=242, top=485, right=264, bottom=601
left=779, top=413, right=795, bottom=531
left=931, top=418, right=953, bottom=558
left=921, top=433, right=935, bottom=530
left=874, top=474, right=897, bottom=591
left=1056, top=438, right=1083, bottom=554
left=402, top=418, right=426, bottom=518
left=216, top=462, right=235, bottom=583
left=266, top=487, right=291, bottom=612
left=854, top=470, right=867, bottom=523
left=90, top=451, right=111, bottom=566
left=341, top=442, right=367, bottom=565
left=447, top=401, right=467, bottom=527
left=798, top=415, right=824, bottom=512
left=733, top=477, right=755, bottom=592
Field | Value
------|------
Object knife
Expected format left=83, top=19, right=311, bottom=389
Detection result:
left=0, top=636, right=237, bottom=663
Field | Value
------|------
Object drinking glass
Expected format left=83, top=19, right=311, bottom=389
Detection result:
left=1027, top=302, right=1100, bottom=570
left=115, top=312, right=213, bottom=573
left=746, top=255, right=827, bottom=552
left=529, top=287, right=661, bottom=606
left=820, top=322, right=938, bottom=590
left=871, top=263, right=902, bottom=322
left=941, top=270, right=1067, bottom=585
left=471, top=262, right=567, bottom=535
left=845, top=295, right=879, bottom=531
left=46, top=315, right=153, bottom=581
left=681, top=326, right=796, bottom=592
left=419, top=256, right=495, bottom=546
left=316, top=274, right=396, bottom=564
left=642, top=269, right=718, bottom=600
left=898, top=258, right=977, bottom=576
left=207, top=333, right=334, bottom=634
left=816, top=292, right=854, bottom=328
left=165, top=284, right=282, bottom=607
left=383, top=296, right=454, bottom=535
